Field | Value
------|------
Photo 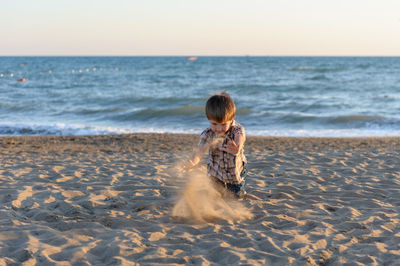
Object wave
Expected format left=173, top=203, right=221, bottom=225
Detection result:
left=265, top=113, right=400, bottom=132
left=76, top=107, right=125, bottom=115
left=275, top=113, right=389, bottom=125
left=279, top=113, right=318, bottom=123
left=0, top=123, right=133, bottom=136
left=288, top=66, right=346, bottom=73
left=114, top=106, right=253, bottom=121
left=330, top=115, right=386, bottom=124
left=306, top=75, right=329, bottom=81
left=0, top=123, right=206, bottom=136
left=136, top=105, right=204, bottom=117
left=1, top=121, right=399, bottom=137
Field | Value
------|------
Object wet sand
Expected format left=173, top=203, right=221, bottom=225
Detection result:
left=0, top=134, right=399, bottom=265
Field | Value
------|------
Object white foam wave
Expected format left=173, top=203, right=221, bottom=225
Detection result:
left=0, top=123, right=132, bottom=136
left=247, top=129, right=400, bottom=137
left=0, top=123, right=399, bottom=137
left=0, top=123, right=203, bottom=136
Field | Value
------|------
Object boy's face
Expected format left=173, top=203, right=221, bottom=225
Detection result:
left=209, top=119, right=233, bottom=136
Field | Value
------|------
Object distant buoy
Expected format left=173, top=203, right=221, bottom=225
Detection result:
left=187, top=57, right=197, bottom=61
left=17, top=78, right=27, bottom=82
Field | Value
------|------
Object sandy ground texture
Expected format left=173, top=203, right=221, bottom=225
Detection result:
left=0, top=134, right=400, bottom=265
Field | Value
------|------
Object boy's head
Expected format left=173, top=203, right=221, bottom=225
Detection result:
left=205, top=92, right=236, bottom=135
left=205, top=92, right=236, bottom=123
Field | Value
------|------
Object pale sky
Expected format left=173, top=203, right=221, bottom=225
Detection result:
left=1, top=0, right=400, bottom=56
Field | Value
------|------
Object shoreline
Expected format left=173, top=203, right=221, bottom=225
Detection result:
left=1, top=133, right=399, bottom=264
left=2, top=133, right=400, bottom=151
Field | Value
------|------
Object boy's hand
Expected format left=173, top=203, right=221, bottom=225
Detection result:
left=181, top=160, right=200, bottom=172
left=221, top=140, right=240, bottom=155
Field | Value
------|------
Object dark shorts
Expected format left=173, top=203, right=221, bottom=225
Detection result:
left=211, top=164, right=247, bottom=198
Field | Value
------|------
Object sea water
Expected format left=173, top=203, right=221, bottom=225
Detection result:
left=1, top=56, right=400, bottom=137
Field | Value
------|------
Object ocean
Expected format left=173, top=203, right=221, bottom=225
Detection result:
left=1, top=56, right=400, bottom=137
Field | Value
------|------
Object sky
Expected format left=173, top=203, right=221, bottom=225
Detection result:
left=1, top=0, right=400, bottom=56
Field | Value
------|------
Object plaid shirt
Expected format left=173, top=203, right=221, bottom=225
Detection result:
left=198, top=120, right=247, bottom=184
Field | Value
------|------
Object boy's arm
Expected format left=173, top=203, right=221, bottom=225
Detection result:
left=183, top=145, right=207, bottom=171
left=220, top=133, right=245, bottom=155
left=182, top=129, right=210, bottom=172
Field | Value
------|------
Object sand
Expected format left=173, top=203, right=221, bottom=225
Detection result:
left=0, top=134, right=399, bottom=265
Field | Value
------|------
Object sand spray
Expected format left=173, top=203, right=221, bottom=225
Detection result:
left=171, top=166, right=253, bottom=223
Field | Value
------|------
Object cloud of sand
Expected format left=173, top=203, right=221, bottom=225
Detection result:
left=171, top=168, right=253, bottom=223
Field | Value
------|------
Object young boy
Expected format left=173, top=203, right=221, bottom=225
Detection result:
left=185, top=92, right=247, bottom=199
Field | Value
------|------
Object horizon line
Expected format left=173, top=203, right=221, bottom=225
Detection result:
left=1, top=55, right=400, bottom=57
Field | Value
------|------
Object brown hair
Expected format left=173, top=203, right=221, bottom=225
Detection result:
left=205, top=92, right=236, bottom=123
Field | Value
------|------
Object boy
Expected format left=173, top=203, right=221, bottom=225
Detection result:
left=185, top=92, right=247, bottom=199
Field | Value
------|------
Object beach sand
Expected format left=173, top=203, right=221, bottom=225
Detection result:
left=1, top=134, right=399, bottom=265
